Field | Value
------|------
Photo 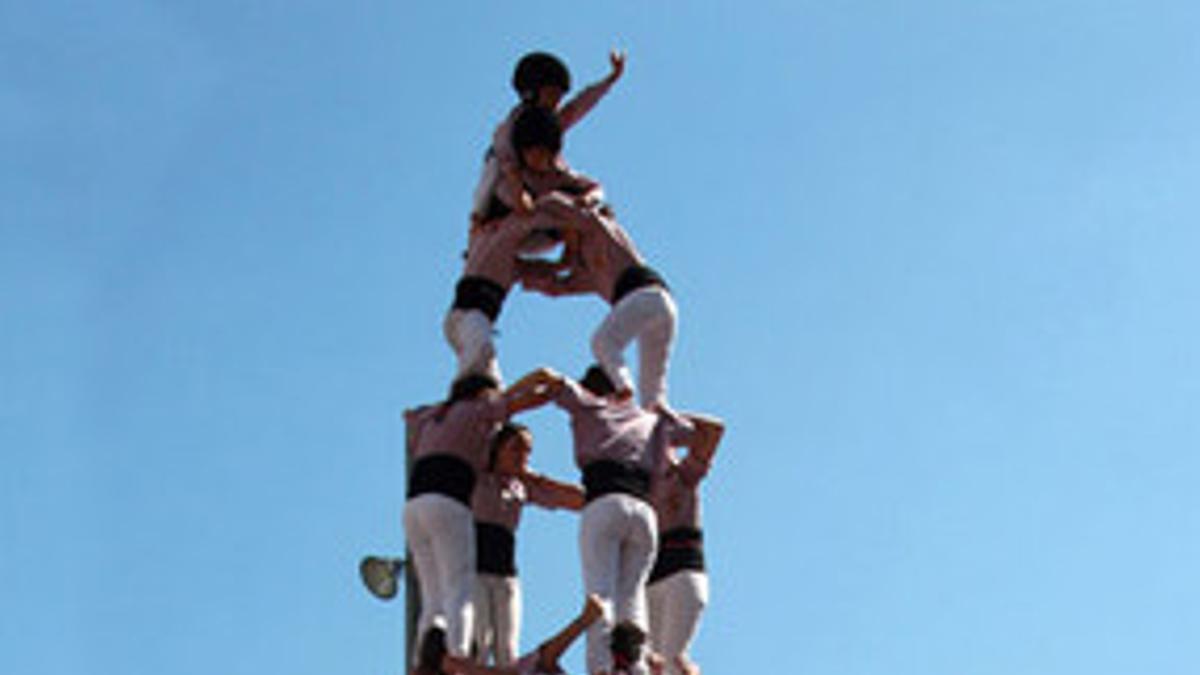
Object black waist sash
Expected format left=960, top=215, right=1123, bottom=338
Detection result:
left=452, top=276, right=508, bottom=322
left=582, top=460, right=651, bottom=504
left=475, top=521, right=517, bottom=576
left=407, top=454, right=477, bottom=507
left=648, top=526, right=706, bottom=584
left=611, top=264, right=668, bottom=305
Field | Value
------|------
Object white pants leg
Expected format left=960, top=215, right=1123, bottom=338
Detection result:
left=591, top=287, right=677, bottom=408
left=472, top=577, right=494, bottom=663
left=404, top=494, right=477, bottom=658
left=443, top=308, right=502, bottom=382
left=647, top=571, right=709, bottom=674
left=579, top=494, right=658, bottom=675
left=473, top=574, right=521, bottom=666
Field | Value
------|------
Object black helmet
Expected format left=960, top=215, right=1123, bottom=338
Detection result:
left=512, top=52, right=571, bottom=97
left=511, top=105, right=563, bottom=156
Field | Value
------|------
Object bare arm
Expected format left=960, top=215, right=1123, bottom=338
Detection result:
left=523, top=470, right=586, bottom=511
left=440, top=654, right=516, bottom=675
left=502, top=367, right=565, bottom=415
left=559, top=50, right=625, bottom=130
left=673, top=412, right=725, bottom=485
left=535, top=594, right=606, bottom=669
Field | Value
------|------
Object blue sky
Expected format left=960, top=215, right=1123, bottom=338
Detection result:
left=3, top=2, right=1199, bottom=674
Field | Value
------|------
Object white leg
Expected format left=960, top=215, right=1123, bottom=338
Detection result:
left=404, top=497, right=447, bottom=659
left=652, top=571, right=708, bottom=674
left=580, top=498, right=622, bottom=674
left=614, top=498, right=657, bottom=630
left=426, top=496, right=477, bottom=657
left=472, top=576, right=493, bottom=663
left=636, top=289, right=676, bottom=409
left=444, top=308, right=501, bottom=381
left=494, top=575, right=521, bottom=666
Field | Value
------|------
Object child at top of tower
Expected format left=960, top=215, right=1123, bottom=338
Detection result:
left=471, top=50, right=625, bottom=232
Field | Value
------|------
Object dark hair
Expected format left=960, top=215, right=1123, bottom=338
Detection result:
left=511, top=105, right=563, bottom=157
left=580, top=365, right=616, bottom=397
left=609, top=621, right=645, bottom=667
left=487, top=422, right=530, bottom=471
left=449, top=373, right=500, bottom=404
left=434, top=373, right=500, bottom=423
left=512, top=52, right=571, bottom=98
left=416, top=626, right=447, bottom=675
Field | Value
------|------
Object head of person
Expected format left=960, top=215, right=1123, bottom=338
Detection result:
left=415, top=626, right=447, bottom=675
left=448, top=373, right=501, bottom=405
left=512, top=51, right=571, bottom=108
left=609, top=621, right=647, bottom=671
left=487, top=422, right=532, bottom=476
left=511, top=105, right=562, bottom=173
left=580, top=364, right=618, bottom=398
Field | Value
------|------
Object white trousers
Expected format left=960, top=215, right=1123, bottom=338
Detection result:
left=444, top=308, right=502, bottom=382
left=647, top=570, right=709, bottom=674
left=579, top=494, right=658, bottom=675
left=473, top=573, right=521, bottom=666
left=404, top=494, right=476, bottom=658
left=592, top=286, right=676, bottom=409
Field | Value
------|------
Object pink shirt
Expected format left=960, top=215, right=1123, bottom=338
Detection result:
left=553, top=379, right=693, bottom=473
left=471, top=472, right=562, bottom=530
left=405, top=397, right=509, bottom=473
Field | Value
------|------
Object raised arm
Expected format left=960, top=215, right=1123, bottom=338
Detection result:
left=559, top=50, right=625, bottom=130
left=502, top=367, right=566, bottom=415
left=534, top=594, right=606, bottom=669
left=673, top=412, right=725, bottom=485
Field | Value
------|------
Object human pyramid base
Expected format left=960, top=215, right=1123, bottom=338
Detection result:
left=366, top=50, right=725, bottom=675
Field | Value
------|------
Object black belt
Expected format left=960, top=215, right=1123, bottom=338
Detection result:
left=611, top=264, right=668, bottom=304
left=452, top=276, right=508, bottom=322
left=475, top=521, right=517, bottom=576
left=648, top=527, right=706, bottom=584
left=582, top=460, right=651, bottom=504
left=407, top=454, right=477, bottom=507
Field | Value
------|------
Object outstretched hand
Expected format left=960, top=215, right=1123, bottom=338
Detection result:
left=608, top=49, right=626, bottom=83
left=581, top=593, right=606, bottom=624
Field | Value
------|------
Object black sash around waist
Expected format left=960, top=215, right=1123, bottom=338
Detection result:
left=475, top=521, right=517, bottom=577
left=648, top=526, right=706, bottom=584
left=452, top=276, right=508, bottom=322
left=582, top=460, right=651, bottom=504
left=407, top=454, right=477, bottom=507
left=611, top=264, right=668, bottom=305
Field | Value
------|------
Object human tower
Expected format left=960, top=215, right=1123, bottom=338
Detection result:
left=383, top=51, right=726, bottom=675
